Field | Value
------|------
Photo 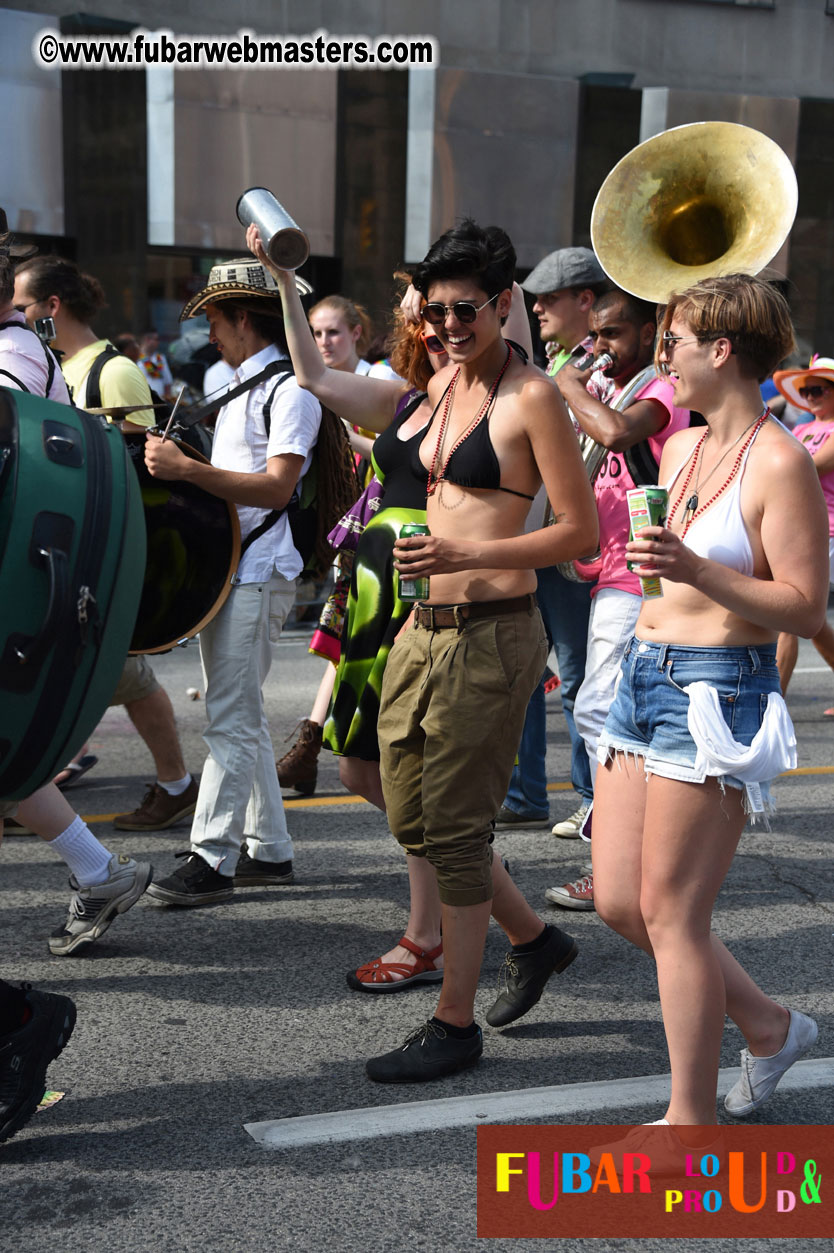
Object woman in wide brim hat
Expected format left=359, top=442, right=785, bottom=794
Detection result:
left=773, top=357, right=834, bottom=707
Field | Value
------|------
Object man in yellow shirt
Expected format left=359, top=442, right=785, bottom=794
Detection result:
left=14, top=256, right=154, bottom=425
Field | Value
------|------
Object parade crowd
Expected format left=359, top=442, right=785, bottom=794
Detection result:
left=1, top=200, right=831, bottom=1154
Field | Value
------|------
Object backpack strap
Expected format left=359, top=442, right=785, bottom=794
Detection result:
left=261, top=369, right=294, bottom=437
left=0, top=368, right=30, bottom=392
left=0, top=319, right=58, bottom=397
left=239, top=365, right=297, bottom=557
left=85, top=344, right=122, bottom=410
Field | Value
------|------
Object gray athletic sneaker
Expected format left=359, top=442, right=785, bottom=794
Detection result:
left=49, top=854, right=153, bottom=955
left=723, top=1009, right=818, bottom=1117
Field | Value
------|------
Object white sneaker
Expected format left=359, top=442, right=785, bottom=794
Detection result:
left=589, top=1120, right=725, bottom=1178
left=724, top=1009, right=818, bottom=1117
left=551, top=803, right=590, bottom=839
left=49, top=854, right=153, bottom=955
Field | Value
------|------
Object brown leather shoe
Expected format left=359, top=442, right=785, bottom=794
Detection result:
left=276, top=719, right=322, bottom=796
left=113, top=777, right=199, bottom=831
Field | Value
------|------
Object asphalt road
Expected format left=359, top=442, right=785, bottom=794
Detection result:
left=2, top=629, right=832, bottom=1252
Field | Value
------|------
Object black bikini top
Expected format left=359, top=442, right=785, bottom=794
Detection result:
left=371, top=391, right=430, bottom=511
left=417, top=347, right=535, bottom=501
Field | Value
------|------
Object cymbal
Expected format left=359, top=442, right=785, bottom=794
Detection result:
left=84, top=402, right=169, bottom=417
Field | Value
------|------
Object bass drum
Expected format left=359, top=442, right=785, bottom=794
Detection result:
left=0, top=390, right=146, bottom=801
left=124, top=432, right=240, bottom=654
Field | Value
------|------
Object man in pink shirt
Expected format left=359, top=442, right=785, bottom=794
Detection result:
left=0, top=214, right=69, bottom=403
left=548, top=289, right=691, bottom=906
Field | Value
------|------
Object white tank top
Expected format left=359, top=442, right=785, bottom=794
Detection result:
left=665, top=430, right=760, bottom=577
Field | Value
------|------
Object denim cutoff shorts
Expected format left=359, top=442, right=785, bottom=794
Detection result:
left=598, top=637, right=781, bottom=797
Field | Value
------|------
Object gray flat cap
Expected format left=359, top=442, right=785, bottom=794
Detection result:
left=521, top=247, right=607, bottom=294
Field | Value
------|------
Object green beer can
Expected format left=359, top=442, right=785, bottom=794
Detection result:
left=398, top=523, right=430, bottom=601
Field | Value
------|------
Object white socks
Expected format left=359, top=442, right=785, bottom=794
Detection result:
left=157, top=773, right=192, bottom=797
left=51, top=815, right=113, bottom=888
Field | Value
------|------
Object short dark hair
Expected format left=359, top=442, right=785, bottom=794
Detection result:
left=215, top=298, right=287, bottom=350
left=412, top=218, right=516, bottom=300
left=592, top=288, right=657, bottom=329
left=15, top=254, right=106, bottom=324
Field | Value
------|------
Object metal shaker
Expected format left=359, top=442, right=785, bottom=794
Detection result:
left=236, top=188, right=310, bottom=270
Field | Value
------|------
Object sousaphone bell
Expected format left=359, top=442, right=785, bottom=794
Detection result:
left=590, top=121, right=798, bottom=303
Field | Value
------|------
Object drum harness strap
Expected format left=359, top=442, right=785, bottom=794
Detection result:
left=168, top=357, right=297, bottom=558
left=85, top=352, right=309, bottom=559
left=0, top=319, right=59, bottom=396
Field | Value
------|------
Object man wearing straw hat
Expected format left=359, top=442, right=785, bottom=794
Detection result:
left=145, top=260, right=321, bottom=907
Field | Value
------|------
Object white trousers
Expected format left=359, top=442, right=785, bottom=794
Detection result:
left=573, top=587, right=642, bottom=789
left=190, top=575, right=296, bottom=873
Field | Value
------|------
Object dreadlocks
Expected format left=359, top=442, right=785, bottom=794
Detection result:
left=307, top=406, right=362, bottom=574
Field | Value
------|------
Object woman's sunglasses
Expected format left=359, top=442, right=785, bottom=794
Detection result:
left=420, top=331, right=446, bottom=354
left=421, top=293, right=499, bottom=326
left=798, top=384, right=833, bottom=400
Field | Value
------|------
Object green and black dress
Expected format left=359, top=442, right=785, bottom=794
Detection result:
left=323, top=391, right=427, bottom=761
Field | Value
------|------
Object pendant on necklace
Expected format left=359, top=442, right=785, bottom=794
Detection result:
left=685, top=493, right=699, bottom=515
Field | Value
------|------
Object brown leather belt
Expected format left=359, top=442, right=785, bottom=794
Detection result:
left=412, top=594, right=535, bottom=630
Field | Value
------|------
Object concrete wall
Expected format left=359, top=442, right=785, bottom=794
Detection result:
left=148, top=68, right=338, bottom=254
left=406, top=68, right=580, bottom=267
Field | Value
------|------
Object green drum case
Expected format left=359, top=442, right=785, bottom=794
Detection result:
left=0, top=389, right=146, bottom=800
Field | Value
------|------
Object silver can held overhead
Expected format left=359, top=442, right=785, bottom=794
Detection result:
left=236, top=188, right=310, bottom=271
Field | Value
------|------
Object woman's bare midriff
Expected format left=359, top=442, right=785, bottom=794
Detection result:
left=424, top=481, right=537, bottom=604
left=635, top=579, right=777, bottom=648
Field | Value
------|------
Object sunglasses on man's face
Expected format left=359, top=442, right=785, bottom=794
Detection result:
left=420, top=331, right=446, bottom=354
left=421, top=293, right=500, bottom=326
left=798, top=384, right=833, bottom=400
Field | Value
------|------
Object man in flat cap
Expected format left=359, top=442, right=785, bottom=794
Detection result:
left=523, top=246, right=610, bottom=381
left=496, top=249, right=610, bottom=892
left=144, top=260, right=321, bottom=907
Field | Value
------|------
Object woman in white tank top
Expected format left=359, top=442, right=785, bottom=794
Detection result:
left=590, top=274, right=829, bottom=1141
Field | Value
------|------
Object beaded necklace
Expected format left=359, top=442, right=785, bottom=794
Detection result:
left=426, top=343, right=514, bottom=500
left=669, top=408, right=769, bottom=537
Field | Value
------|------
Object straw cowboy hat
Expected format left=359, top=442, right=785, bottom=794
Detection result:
left=180, top=257, right=312, bottom=322
left=0, top=208, right=38, bottom=261
left=773, top=356, right=834, bottom=411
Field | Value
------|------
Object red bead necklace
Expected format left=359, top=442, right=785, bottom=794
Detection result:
left=426, top=343, right=514, bottom=497
left=669, top=409, right=769, bottom=537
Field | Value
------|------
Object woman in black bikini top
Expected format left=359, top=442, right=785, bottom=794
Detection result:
left=414, top=341, right=536, bottom=502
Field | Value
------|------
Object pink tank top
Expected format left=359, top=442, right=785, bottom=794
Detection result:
left=794, top=420, right=834, bottom=537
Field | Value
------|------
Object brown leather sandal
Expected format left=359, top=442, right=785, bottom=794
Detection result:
left=346, top=936, right=444, bottom=993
